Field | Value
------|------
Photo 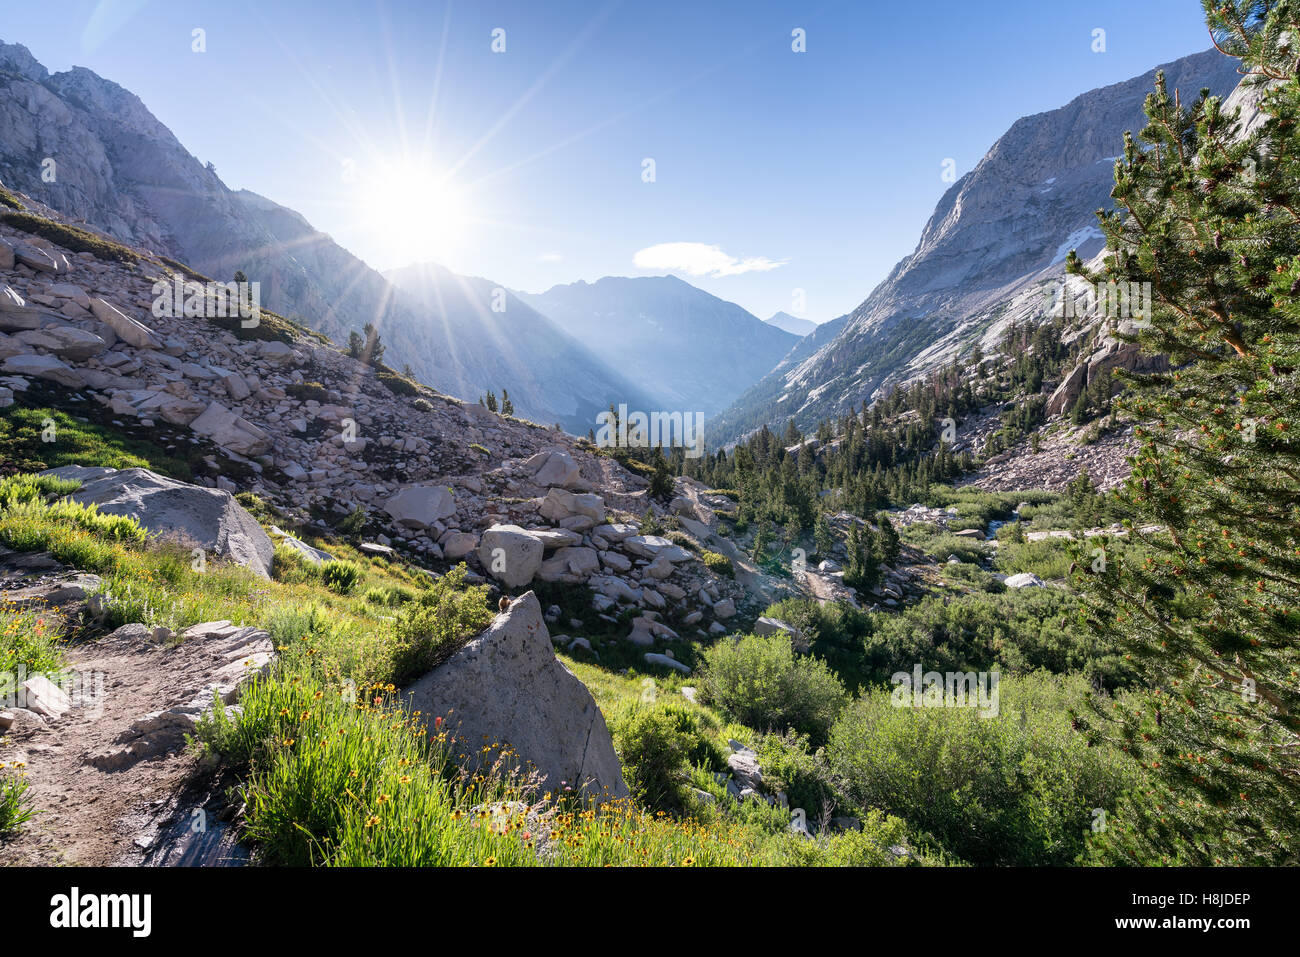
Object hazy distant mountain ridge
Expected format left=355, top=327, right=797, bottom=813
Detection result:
left=519, top=275, right=797, bottom=418
left=764, top=311, right=817, bottom=337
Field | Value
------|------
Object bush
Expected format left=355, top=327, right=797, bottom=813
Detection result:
left=412, top=398, right=435, bottom=413
left=0, top=184, right=25, bottom=210
left=0, top=771, right=34, bottom=837
left=827, top=673, right=1133, bottom=866
left=611, top=707, right=693, bottom=813
left=390, top=565, right=492, bottom=684
left=700, top=550, right=733, bottom=578
left=377, top=371, right=420, bottom=396
left=698, top=633, right=847, bottom=744
left=756, top=730, right=843, bottom=819
left=760, top=597, right=875, bottom=694
left=335, top=507, right=367, bottom=537
left=321, top=560, right=362, bottom=595
left=286, top=381, right=331, bottom=402
left=271, top=542, right=321, bottom=585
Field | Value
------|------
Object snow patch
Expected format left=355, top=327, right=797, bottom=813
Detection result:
left=1050, top=226, right=1104, bottom=266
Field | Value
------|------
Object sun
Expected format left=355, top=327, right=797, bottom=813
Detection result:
left=358, top=156, right=469, bottom=265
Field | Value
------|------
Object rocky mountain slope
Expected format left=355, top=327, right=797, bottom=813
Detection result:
left=710, top=48, right=1243, bottom=444
left=0, top=40, right=643, bottom=433
left=0, top=193, right=756, bottom=646
left=518, top=275, right=797, bottom=418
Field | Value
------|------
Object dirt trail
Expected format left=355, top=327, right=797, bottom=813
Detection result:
left=1, top=621, right=256, bottom=866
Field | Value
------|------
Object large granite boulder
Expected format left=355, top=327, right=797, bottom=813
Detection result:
left=403, top=592, right=628, bottom=802
left=40, top=466, right=274, bottom=578
left=477, top=523, right=544, bottom=587
left=384, top=484, right=457, bottom=529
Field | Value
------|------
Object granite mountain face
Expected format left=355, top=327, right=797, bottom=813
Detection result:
left=709, top=48, right=1244, bottom=446
left=0, top=40, right=648, bottom=433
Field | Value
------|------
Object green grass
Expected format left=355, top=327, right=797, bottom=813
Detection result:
left=0, top=404, right=194, bottom=479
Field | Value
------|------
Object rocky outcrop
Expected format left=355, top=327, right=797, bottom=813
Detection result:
left=41, top=466, right=275, bottom=578
left=403, top=592, right=628, bottom=802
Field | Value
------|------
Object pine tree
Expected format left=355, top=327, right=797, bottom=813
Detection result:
left=500, top=389, right=514, bottom=416
left=813, top=513, right=834, bottom=559
left=1072, top=0, right=1300, bottom=865
left=484, top=391, right=498, bottom=413
left=876, top=511, right=901, bottom=565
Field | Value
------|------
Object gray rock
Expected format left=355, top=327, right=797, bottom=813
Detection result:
left=89, top=297, right=163, bottom=349
left=1, top=352, right=83, bottom=387
left=403, top=592, right=627, bottom=801
left=41, top=465, right=274, bottom=578
left=644, top=652, right=691, bottom=674
left=384, top=484, right=457, bottom=529
left=477, top=523, right=544, bottom=587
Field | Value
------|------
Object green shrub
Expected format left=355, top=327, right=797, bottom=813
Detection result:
left=699, top=633, right=847, bottom=743
left=272, top=542, right=321, bottom=585
left=335, top=507, right=367, bottom=536
left=389, top=565, right=493, bottom=684
left=611, top=707, right=693, bottom=813
left=828, top=672, right=1133, bottom=866
left=377, top=371, right=420, bottom=396
left=286, top=381, right=331, bottom=402
left=700, top=550, right=733, bottom=578
left=0, top=771, right=34, bottom=836
left=321, top=560, right=362, bottom=595
left=995, top=538, right=1074, bottom=580
left=412, top=398, right=435, bottom=413
left=756, top=730, right=843, bottom=818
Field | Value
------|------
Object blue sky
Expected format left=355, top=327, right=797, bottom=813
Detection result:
left=2, top=0, right=1219, bottom=321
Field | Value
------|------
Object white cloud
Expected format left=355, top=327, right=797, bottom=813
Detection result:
left=632, top=242, right=786, bottom=278
left=537, top=251, right=564, bottom=263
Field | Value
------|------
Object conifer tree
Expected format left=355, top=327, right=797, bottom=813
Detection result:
left=1071, top=0, right=1300, bottom=864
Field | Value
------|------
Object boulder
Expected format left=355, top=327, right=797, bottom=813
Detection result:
left=531, top=449, right=582, bottom=488
left=537, top=545, right=600, bottom=583
left=0, top=237, right=12, bottom=270
left=712, top=598, right=737, bottom=619
left=1, top=352, right=84, bottom=387
left=384, top=484, right=457, bottom=529
left=89, top=297, right=163, bottom=350
left=622, top=535, right=691, bottom=562
left=0, top=284, right=44, bottom=331
left=271, top=527, right=335, bottom=565
left=627, top=614, right=677, bottom=646
left=440, top=530, right=478, bottom=560
left=403, top=592, right=627, bottom=801
left=645, top=652, right=691, bottom=675
left=14, top=243, right=63, bottom=274
left=477, top=523, right=544, bottom=587
left=15, top=323, right=107, bottom=360
left=1004, top=572, right=1046, bottom=589
left=538, top=487, right=605, bottom=524
left=41, top=466, right=275, bottom=578
left=189, top=401, right=273, bottom=456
